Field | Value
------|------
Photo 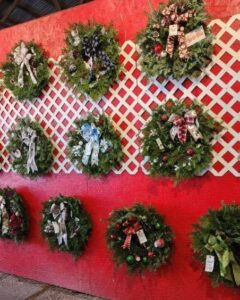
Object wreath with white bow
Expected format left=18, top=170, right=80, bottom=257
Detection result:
left=106, top=204, right=174, bottom=273
left=142, top=100, right=222, bottom=181
left=7, top=118, right=53, bottom=179
left=41, top=195, right=92, bottom=258
left=68, top=114, right=123, bottom=176
left=137, top=0, right=213, bottom=79
left=61, top=23, right=120, bottom=101
left=2, top=41, right=49, bottom=101
left=0, top=187, right=28, bottom=242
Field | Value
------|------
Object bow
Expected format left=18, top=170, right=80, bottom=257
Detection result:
left=169, top=110, right=202, bottom=143
left=22, top=127, right=38, bottom=174
left=0, top=196, right=9, bottom=235
left=13, top=42, right=37, bottom=88
left=50, top=203, right=68, bottom=247
left=122, top=218, right=142, bottom=250
left=82, top=33, right=115, bottom=83
left=206, top=235, right=240, bottom=286
left=161, top=3, right=194, bottom=59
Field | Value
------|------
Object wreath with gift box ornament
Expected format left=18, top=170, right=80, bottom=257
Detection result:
left=41, top=195, right=92, bottom=258
left=142, top=100, right=222, bottom=181
left=61, top=23, right=120, bottom=101
left=2, top=41, right=49, bottom=101
left=0, top=187, right=28, bottom=242
left=68, top=114, right=123, bottom=176
left=192, top=203, right=240, bottom=288
left=137, top=0, right=213, bottom=79
left=7, top=118, right=53, bottom=179
left=106, top=204, right=174, bottom=273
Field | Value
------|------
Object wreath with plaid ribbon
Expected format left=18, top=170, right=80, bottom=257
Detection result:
left=142, top=100, right=222, bottom=181
left=106, top=204, right=173, bottom=273
left=137, top=0, right=213, bottom=79
left=61, top=23, right=120, bottom=101
left=41, top=195, right=92, bottom=258
left=0, top=187, right=28, bottom=243
left=2, top=41, right=49, bottom=101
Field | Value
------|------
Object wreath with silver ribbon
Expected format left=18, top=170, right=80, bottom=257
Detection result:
left=7, top=118, right=53, bottom=179
left=41, top=195, right=92, bottom=258
left=61, top=23, right=120, bottom=101
left=68, top=114, right=123, bottom=176
left=2, top=41, right=49, bottom=101
left=142, top=100, right=222, bottom=181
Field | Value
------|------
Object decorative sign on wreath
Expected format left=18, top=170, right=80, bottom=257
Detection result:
left=2, top=41, right=49, bottom=101
left=0, top=187, right=28, bottom=242
left=7, top=118, right=53, bottom=179
left=142, top=100, right=222, bottom=181
left=41, top=195, right=92, bottom=258
left=68, top=114, right=123, bottom=176
left=137, top=0, right=213, bottom=79
left=61, top=23, right=120, bottom=101
left=106, top=204, right=173, bottom=272
left=192, top=203, right=240, bottom=288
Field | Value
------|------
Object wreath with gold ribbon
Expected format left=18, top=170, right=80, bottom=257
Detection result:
left=61, top=23, right=120, bottom=101
left=142, top=100, right=222, bottom=181
left=41, top=195, right=92, bottom=258
left=106, top=204, right=173, bottom=272
left=192, top=203, right=240, bottom=288
left=0, top=187, right=28, bottom=242
left=137, top=0, right=213, bottom=79
left=2, top=41, right=49, bottom=101
left=7, top=118, right=53, bottom=179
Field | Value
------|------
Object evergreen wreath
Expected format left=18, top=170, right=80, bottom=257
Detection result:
left=68, top=114, right=123, bottom=176
left=0, top=187, right=28, bottom=242
left=137, top=0, right=213, bottom=79
left=61, top=23, right=120, bottom=101
left=7, top=118, right=53, bottom=179
left=192, top=203, right=240, bottom=288
left=41, top=195, right=92, bottom=258
left=106, top=204, right=173, bottom=273
left=2, top=41, right=49, bottom=101
left=142, top=99, right=222, bottom=181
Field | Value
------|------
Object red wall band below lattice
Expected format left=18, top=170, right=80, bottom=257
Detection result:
left=0, top=1, right=240, bottom=300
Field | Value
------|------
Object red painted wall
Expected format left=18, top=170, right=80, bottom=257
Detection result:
left=0, top=1, right=240, bottom=300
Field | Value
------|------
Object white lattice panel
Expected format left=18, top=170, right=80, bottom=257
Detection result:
left=0, top=14, right=239, bottom=176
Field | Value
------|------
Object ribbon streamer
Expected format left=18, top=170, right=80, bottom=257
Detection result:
left=0, top=196, right=9, bottom=235
left=82, top=33, right=115, bottom=83
left=161, top=3, right=194, bottom=59
left=169, top=110, right=202, bottom=143
left=50, top=203, right=68, bottom=247
left=122, top=218, right=143, bottom=250
left=206, top=235, right=240, bottom=286
left=13, top=42, right=37, bottom=88
left=22, top=127, right=38, bottom=174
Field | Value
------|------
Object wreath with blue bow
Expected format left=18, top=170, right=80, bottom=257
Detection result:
left=68, top=114, right=123, bottom=176
left=62, top=23, right=120, bottom=101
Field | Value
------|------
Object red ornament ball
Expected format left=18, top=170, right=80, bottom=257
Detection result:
left=154, top=238, right=165, bottom=248
left=148, top=251, right=155, bottom=258
left=162, top=155, right=168, bottom=162
left=186, top=148, right=195, bottom=156
left=154, top=44, right=162, bottom=55
left=161, top=114, right=169, bottom=122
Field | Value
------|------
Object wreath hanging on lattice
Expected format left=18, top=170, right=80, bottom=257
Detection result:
left=0, top=187, right=28, bottom=242
left=41, top=195, right=92, bottom=258
left=192, top=203, right=240, bottom=288
left=61, top=23, right=120, bottom=101
left=7, top=118, right=53, bottom=179
left=68, top=114, right=123, bottom=176
left=142, top=100, right=222, bottom=181
left=137, top=0, right=213, bottom=79
left=2, top=41, right=49, bottom=101
left=106, top=204, right=173, bottom=272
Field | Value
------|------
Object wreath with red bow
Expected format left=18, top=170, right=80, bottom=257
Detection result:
left=142, top=100, right=222, bottom=181
left=106, top=204, right=173, bottom=272
left=137, top=0, right=213, bottom=79
left=0, top=187, right=28, bottom=242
